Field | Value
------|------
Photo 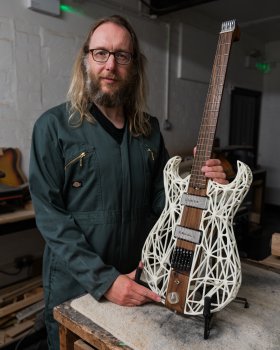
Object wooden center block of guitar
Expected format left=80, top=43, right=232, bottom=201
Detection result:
left=165, top=269, right=189, bottom=314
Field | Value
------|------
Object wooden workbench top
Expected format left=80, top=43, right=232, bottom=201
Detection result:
left=54, top=262, right=280, bottom=350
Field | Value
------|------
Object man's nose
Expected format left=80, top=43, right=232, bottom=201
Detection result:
left=105, top=54, right=117, bottom=70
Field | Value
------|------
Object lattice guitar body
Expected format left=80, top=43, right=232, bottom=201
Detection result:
left=141, top=156, right=252, bottom=315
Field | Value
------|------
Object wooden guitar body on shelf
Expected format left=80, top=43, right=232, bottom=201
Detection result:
left=140, top=20, right=253, bottom=315
left=0, top=148, right=27, bottom=187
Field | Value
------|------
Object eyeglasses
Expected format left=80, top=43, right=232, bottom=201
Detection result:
left=89, top=49, right=133, bottom=65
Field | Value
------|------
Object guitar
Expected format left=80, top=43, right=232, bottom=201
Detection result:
left=139, top=20, right=253, bottom=315
left=0, top=148, right=27, bottom=187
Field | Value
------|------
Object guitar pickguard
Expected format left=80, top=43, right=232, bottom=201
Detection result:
left=141, top=156, right=252, bottom=315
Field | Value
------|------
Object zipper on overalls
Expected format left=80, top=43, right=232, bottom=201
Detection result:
left=65, top=152, right=87, bottom=170
left=145, top=144, right=155, bottom=161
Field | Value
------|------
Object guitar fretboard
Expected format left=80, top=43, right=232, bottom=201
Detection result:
left=189, top=20, right=238, bottom=190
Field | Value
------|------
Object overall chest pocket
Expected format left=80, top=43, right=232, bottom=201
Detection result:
left=65, top=151, right=89, bottom=169
left=63, top=145, right=101, bottom=210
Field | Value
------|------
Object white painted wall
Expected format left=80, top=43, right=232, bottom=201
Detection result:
left=0, top=0, right=279, bottom=205
left=258, top=41, right=280, bottom=205
left=0, top=0, right=168, bottom=172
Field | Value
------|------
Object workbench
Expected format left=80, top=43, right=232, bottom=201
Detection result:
left=54, top=262, right=280, bottom=350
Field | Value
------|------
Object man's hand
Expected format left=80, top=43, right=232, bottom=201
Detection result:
left=193, top=147, right=228, bottom=185
left=201, top=158, right=228, bottom=184
left=104, top=269, right=161, bottom=306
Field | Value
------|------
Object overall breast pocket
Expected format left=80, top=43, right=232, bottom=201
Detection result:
left=63, top=145, right=102, bottom=210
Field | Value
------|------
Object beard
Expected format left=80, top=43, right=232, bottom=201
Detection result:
left=85, top=65, right=135, bottom=108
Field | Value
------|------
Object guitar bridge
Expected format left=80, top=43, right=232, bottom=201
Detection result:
left=171, top=247, right=194, bottom=272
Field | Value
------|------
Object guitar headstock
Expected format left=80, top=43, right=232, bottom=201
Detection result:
left=220, top=19, right=240, bottom=42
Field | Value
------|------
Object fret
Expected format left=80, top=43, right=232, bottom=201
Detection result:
left=195, top=149, right=212, bottom=153
left=198, top=139, right=215, bottom=144
left=199, top=134, right=216, bottom=138
left=198, top=128, right=215, bottom=132
left=212, top=71, right=227, bottom=76
left=206, top=100, right=221, bottom=104
left=204, top=109, right=219, bottom=113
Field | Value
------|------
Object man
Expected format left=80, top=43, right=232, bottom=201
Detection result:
left=29, top=15, right=227, bottom=349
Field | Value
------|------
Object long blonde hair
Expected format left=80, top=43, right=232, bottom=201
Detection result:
left=67, top=15, right=151, bottom=136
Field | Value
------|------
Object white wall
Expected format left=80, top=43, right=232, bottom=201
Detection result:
left=0, top=0, right=279, bottom=205
left=0, top=0, right=168, bottom=173
left=258, top=41, right=280, bottom=205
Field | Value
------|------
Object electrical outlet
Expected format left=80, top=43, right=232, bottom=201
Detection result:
left=14, top=255, right=34, bottom=269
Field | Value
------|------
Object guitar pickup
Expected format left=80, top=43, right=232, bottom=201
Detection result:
left=174, top=225, right=202, bottom=244
left=180, top=193, right=209, bottom=210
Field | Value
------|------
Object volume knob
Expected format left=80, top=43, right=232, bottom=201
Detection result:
left=167, top=292, right=179, bottom=304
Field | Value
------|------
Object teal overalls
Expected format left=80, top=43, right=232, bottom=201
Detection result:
left=29, top=103, right=169, bottom=349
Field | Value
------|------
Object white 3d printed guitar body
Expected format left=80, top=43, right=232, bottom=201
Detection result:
left=141, top=156, right=252, bottom=315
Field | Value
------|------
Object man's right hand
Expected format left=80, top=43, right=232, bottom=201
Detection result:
left=104, top=269, right=161, bottom=306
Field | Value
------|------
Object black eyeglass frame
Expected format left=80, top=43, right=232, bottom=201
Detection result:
left=88, top=49, right=133, bottom=65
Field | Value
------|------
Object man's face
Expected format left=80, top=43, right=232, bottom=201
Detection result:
left=86, top=22, right=135, bottom=107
